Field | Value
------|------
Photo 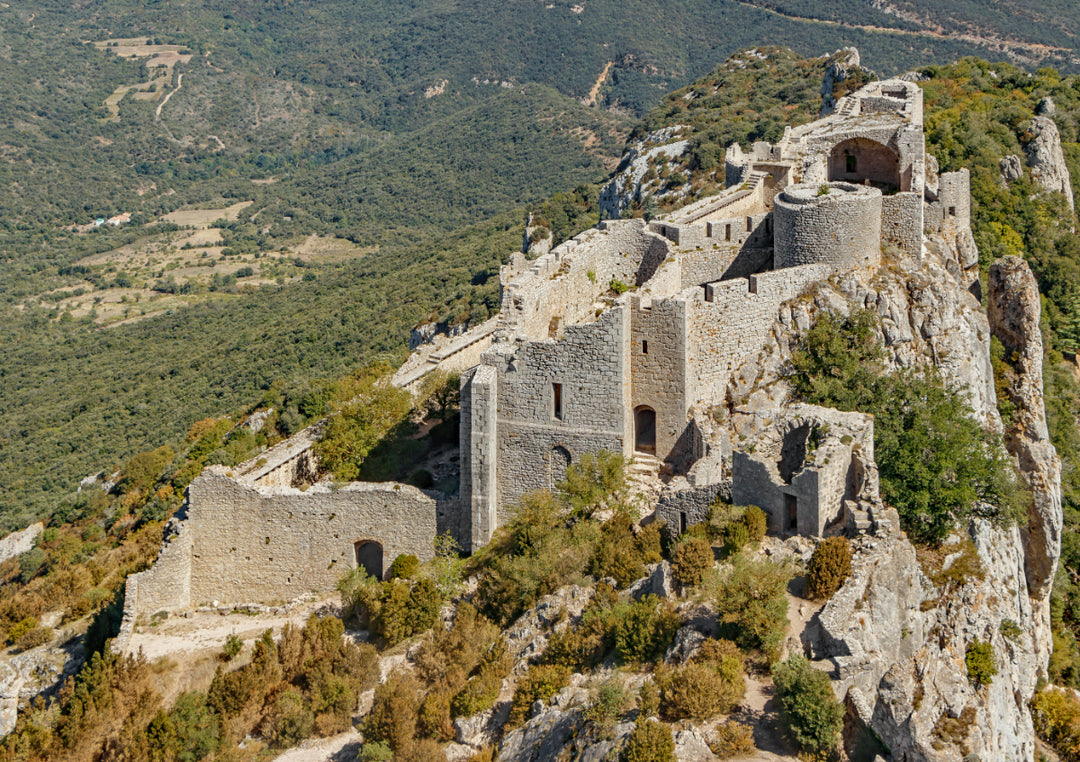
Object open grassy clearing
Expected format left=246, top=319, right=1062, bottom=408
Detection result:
left=93, top=38, right=193, bottom=120
left=30, top=203, right=372, bottom=325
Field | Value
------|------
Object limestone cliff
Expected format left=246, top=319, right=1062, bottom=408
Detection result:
left=597, top=126, right=689, bottom=220
left=721, top=232, right=1062, bottom=760
left=1024, top=114, right=1075, bottom=211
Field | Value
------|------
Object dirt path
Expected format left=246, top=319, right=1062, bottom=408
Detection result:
left=123, top=597, right=335, bottom=661
left=156, top=72, right=182, bottom=121
left=585, top=61, right=613, bottom=106
left=271, top=730, right=362, bottom=762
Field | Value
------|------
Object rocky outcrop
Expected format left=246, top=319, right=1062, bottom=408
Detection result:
left=598, top=127, right=688, bottom=219
left=1024, top=115, right=1074, bottom=211
left=0, top=523, right=42, bottom=566
left=1000, top=154, right=1023, bottom=183
left=815, top=518, right=1041, bottom=761
left=988, top=257, right=1063, bottom=647
left=820, top=47, right=860, bottom=116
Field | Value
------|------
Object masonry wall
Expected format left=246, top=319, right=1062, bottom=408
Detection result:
left=492, top=307, right=629, bottom=517
left=498, top=220, right=670, bottom=340
left=630, top=297, right=688, bottom=461
left=124, top=520, right=194, bottom=616
left=686, top=265, right=831, bottom=410
left=181, top=471, right=436, bottom=607
left=655, top=481, right=730, bottom=541
left=881, top=192, right=923, bottom=257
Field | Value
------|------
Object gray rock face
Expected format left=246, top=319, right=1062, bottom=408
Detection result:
left=988, top=257, right=1063, bottom=612
left=820, top=47, right=860, bottom=116
left=598, top=127, right=689, bottom=219
left=1000, top=154, right=1023, bottom=183
left=0, top=523, right=42, bottom=566
left=816, top=519, right=1041, bottom=761
left=1037, top=96, right=1056, bottom=116
left=1024, top=115, right=1074, bottom=210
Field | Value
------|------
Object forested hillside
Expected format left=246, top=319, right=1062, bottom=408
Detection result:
left=1, top=0, right=1079, bottom=525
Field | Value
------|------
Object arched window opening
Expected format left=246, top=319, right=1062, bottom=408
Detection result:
left=354, top=540, right=383, bottom=580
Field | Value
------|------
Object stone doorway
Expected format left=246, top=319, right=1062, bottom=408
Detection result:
left=634, top=406, right=657, bottom=454
left=785, top=494, right=798, bottom=534
left=354, top=540, right=383, bottom=580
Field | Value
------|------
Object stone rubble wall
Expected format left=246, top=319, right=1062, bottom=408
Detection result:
left=880, top=191, right=923, bottom=257
left=124, top=470, right=438, bottom=620
left=490, top=308, right=629, bottom=518
left=629, top=297, right=689, bottom=461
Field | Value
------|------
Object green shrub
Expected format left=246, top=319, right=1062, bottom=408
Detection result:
left=637, top=680, right=661, bottom=719
left=1031, top=687, right=1080, bottom=762
left=221, top=633, right=243, bottom=661
left=614, top=596, right=680, bottom=665
left=791, top=309, right=1027, bottom=545
left=714, top=555, right=791, bottom=660
left=14, top=626, right=52, bottom=652
left=450, top=641, right=511, bottom=718
left=167, top=691, right=221, bottom=762
left=370, top=577, right=442, bottom=646
left=657, top=657, right=744, bottom=721
left=582, top=680, right=629, bottom=731
left=806, top=536, right=853, bottom=600
left=359, top=741, right=394, bottom=762
left=965, top=640, right=997, bottom=686
left=771, top=655, right=844, bottom=755
left=475, top=489, right=601, bottom=625
left=722, top=521, right=750, bottom=556
left=418, top=690, right=454, bottom=741
left=544, top=607, right=616, bottom=671
left=558, top=450, right=628, bottom=517
left=711, top=721, right=755, bottom=758
left=7, top=617, right=38, bottom=645
left=389, top=553, right=421, bottom=580
left=591, top=513, right=647, bottom=587
left=742, top=506, right=767, bottom=543
left=671, top=536, right=713, bottom=588
left=261, top=689, right=315, bottom=748
left=620, top=719, right=675, bottom=762
left=999, top=619, right=1022, bottom=643
left=365, top=674, right=421, bottom=752
left=507, top=664, right=571, bottom=727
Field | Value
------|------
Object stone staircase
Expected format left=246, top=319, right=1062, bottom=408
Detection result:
left=626, top=453, right=664, bottom=512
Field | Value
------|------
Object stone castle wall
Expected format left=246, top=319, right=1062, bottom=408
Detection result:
left=126, top=470, right=437, bottom=617
left=685, top=264, right=831, bottom=410
left=881, top=192, right=923, bottom=257
left=491, top=307, right=630, bottom=519
left=498, top=220, right=669, bottom=340
left=630, top=297, right=689, bottom=461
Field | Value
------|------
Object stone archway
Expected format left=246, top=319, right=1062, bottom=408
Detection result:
left=828, top=137, right=901, bottom=191
left=354, top=540, right=383, bottom=580
left=634, top=406, right=657, bottom=454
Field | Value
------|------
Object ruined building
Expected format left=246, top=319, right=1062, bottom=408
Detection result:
left=126, top=77, right=976, bottom=618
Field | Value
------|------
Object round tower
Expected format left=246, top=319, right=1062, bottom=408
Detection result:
left=773, top=182, right=882, bottom=271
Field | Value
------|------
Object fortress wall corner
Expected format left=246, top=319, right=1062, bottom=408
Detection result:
left=461, top=364, right=498, bottom=551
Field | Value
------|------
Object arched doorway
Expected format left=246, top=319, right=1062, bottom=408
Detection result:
left=550, top=446, right=571, bottom=488
left=827, top=138, right=901, bottom=191
left=354, top=540, right=383, bottom=580
left=634, top=406, right=657, bottom=454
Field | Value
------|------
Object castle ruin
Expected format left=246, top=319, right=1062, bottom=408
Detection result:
left=124, top=76, right=978, bottom=620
